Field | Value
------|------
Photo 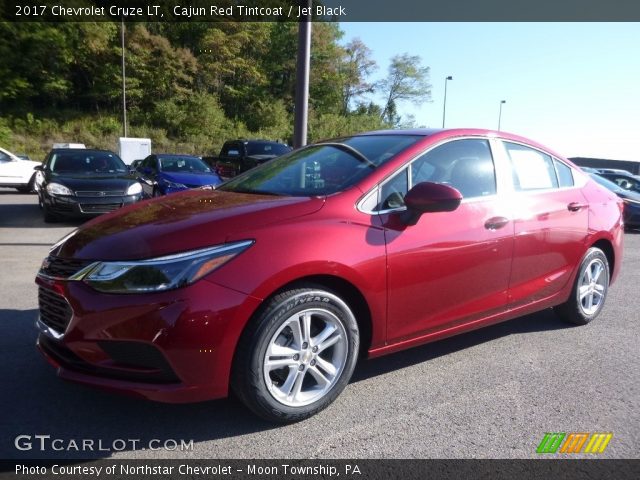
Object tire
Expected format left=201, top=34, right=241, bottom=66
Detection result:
left=554, top=247, right=610, bottom=325
left=231, top=285, right=360, bottom=423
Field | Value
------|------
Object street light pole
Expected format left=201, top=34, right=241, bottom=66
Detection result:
left=442, top=76, right=453, bottom=128
left=121, top=19, right=128, bottom=138
left=497, top=100, right=506, bottom=131
left=293, top=0, right=312, bottom=149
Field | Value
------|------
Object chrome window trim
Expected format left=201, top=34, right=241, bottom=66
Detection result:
left=356, top=135, right=500, bottom=215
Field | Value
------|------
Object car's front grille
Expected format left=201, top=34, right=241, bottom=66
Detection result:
left=75, top=191, right=125, bottom=197
left=38, top=287, right=72, bottom=334
left=79, top=203, right=122, bottom=213
left=41, top=256, right=93, bottom=279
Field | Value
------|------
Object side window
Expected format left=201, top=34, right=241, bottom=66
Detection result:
left=505, top=142, right=558, bottom=191
left=554, top=159, right=574, bottom=188
left=378, top=168, right=409, bottom=211
left=0, top=151, right=11, bottom=162
left=373, top=138, right=496, bottom=211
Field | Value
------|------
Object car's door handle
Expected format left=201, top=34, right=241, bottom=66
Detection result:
left=567, top=202, right=587, bottom=212
left=484, top=216, right=510, bottom=230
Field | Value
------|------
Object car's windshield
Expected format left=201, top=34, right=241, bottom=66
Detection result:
left=246, top=142, right=291, bottom=156
left=589, top=173, right=625, bottom=194
left=159, top=156, right=211, bottom=173
left=49, top=151, right=127, bottom=174
left=219, top=135, right=423, bottom=196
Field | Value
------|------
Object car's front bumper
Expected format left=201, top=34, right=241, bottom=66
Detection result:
left=43, top=193, right=142, bottom=217
left=35, top=274, right=262, bottom=402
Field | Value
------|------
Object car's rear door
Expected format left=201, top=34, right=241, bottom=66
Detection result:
left=377, top=137, right=514, bottom=344
left=496, top=140, right=589, bottom=308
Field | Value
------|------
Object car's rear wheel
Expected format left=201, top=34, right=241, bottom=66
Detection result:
left=555, top=247, right=610, bottom=325
left=232, top=285, right=359, bottom=423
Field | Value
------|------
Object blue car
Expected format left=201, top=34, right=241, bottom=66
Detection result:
left=136, top=154, right=223, bottom=197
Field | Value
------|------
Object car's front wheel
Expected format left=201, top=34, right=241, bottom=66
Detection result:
left=555, top=247, right=610, bottom=325
left=232, top=285, right=360, bottom=423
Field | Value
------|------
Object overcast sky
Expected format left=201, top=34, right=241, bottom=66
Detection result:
left=339, top=22, right=640, bottom=161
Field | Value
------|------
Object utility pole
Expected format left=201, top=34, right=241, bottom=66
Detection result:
left=121, top=19, right=128, bottom=138
left=293, top=0, right=312, bottom=148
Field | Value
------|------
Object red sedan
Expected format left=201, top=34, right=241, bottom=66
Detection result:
left=35, top=129, right=623, bottom=422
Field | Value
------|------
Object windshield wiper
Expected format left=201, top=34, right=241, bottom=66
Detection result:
left=315, top=142, right=376, bottom=169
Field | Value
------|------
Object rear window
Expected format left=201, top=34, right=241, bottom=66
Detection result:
left=246, top=143, right=291, bottom=156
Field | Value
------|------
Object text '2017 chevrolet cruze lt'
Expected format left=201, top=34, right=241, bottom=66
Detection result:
left=35, top=129, right=623, bottom=422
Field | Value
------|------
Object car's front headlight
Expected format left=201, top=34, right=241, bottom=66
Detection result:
left=72, top=240, right=253, bottom=293
left=46, top=182, right=74, bottom=196
left=126, top=182, right=143, bottom=195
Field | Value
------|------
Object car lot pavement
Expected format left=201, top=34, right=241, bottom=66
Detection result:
left=0, top=188, right=638, bottom=459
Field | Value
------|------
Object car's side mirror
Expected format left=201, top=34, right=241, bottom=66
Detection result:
left=34, top=165, right=43, bottom=171
left=401, top=182, right=463, bottom=226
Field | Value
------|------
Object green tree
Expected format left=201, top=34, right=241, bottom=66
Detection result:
left=379, top=53, right=432, bottom=125
left=339, top=38, right=377, bottom=114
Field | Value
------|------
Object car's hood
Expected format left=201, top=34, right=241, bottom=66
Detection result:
left=160, top=171, right=220, bottom=186
left=56, top=189, right=325, bottom=260
left=50, top=172, right=137, bottom=191
left=20, top=159, right=41, bottom=168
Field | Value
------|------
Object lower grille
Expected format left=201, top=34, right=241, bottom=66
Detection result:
left=75, top=191, right=125, bottom=197
left=39, top=335, right=180, bottom=384
left=53, top=203, right=73, bottom=212
left=38, top=287, right=72, bottom=334
left=79, top=203, right=122, bottom=213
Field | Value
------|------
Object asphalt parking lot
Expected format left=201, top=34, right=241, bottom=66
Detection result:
left=0, top=188, right=638, bottom=460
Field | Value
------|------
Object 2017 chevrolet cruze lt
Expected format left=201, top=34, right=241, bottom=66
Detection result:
left=35, top=129, right=623, bottom=422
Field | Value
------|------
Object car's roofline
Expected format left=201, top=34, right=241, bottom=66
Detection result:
left=49, top=148, right=118, bottom=154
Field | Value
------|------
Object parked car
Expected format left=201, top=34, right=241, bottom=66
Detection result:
left=0, top=146, right=40, bottom=192
left=35, top=128, right=622, bottom=423
left=136, top=154, right=223, bottom=197
left=212, top=140, right=292, bottom=178
left=597, top=171, right=640, bottom=194
left=35, top=148, right=143, bottom=222
left=588, top=172, right=640, bottom=229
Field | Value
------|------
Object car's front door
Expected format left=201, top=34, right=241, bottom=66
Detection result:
left=378, top=138, right=514, bottom=344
